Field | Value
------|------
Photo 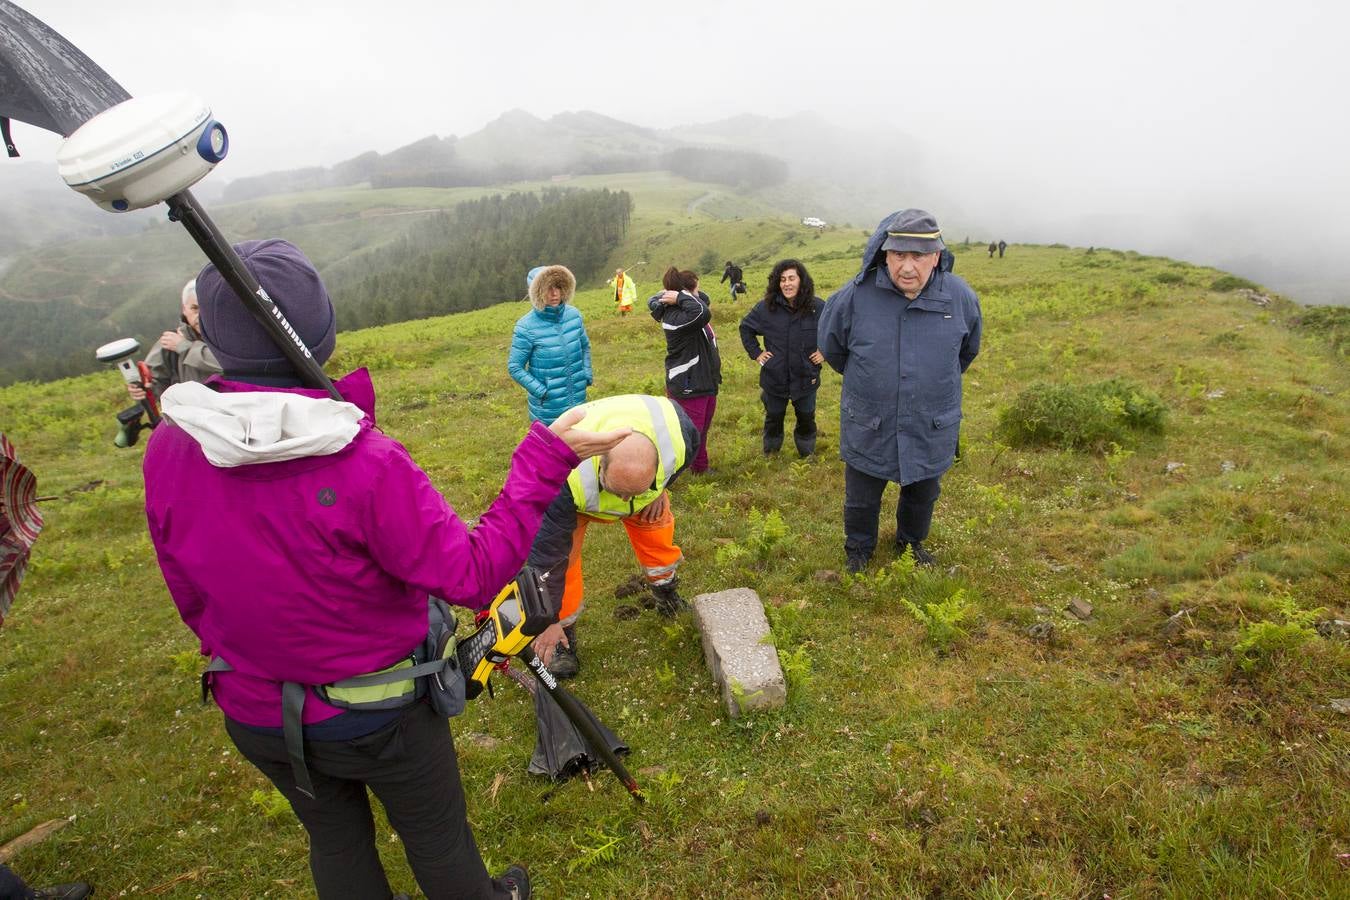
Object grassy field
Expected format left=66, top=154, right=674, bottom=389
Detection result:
left=1, top=224, right=1346, bottom=897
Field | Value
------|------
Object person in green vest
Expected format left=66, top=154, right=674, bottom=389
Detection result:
left=527, top=394, right=701, bottom=678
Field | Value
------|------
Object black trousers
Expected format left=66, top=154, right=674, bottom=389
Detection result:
left=762, top=389, right=818, bottom=456
left=226, top=702, right=510, bottom=900
left=843, top=465, right=942, bottom=557
left=0, top=864, right=34, bottom=900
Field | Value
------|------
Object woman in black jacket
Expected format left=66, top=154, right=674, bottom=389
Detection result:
left=738, top=258, right=825, bottom=456
left=649, top=266, right=722, bottom=474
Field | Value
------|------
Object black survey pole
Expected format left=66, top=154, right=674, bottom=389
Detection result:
left=164, top=189, right=341, bottom=400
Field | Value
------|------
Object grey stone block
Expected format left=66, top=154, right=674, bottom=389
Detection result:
left=691, top=588, right=786, bottom=717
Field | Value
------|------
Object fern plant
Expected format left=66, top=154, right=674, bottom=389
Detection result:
left=567, top=827, right=623, bottom=874
left=1233, top=593, right=1326, bottom=672
left=901, top=588, right=972, bottom=651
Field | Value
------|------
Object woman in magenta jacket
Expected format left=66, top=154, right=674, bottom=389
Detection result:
left=144, top=239, right=627, bottom=900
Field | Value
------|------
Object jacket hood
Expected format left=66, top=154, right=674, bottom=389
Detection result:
left=858, top=211, right=955, bottom=284
left=528, top=265, right=577, bottom=311
left=160, top=371, right=370, bottom=468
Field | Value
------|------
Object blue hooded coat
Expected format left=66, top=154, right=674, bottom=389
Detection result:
left=509, top=265, right=593, bottom=424
left=818, top=214, right=982, bottom=484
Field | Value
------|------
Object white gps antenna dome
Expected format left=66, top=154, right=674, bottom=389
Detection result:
left=95, top=337, right=142, bottom=364
left=56, top=93, right=228, bottom=213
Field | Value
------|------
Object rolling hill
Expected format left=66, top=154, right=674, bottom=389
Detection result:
left=1, top=211, right=1345, bottom=896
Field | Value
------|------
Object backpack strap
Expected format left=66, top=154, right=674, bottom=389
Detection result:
left=282, top=681, right=316, bottom=799
left=201, top=656, right=233, bottom=704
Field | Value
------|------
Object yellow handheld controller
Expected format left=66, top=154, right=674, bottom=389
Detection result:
left=457, top=567, right=553, bottom=699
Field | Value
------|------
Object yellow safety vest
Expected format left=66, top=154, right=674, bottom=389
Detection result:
left=567, top=394, right=686, bottom=520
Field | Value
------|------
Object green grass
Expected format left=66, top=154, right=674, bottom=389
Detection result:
left=1, top=226, right=1347, bottom=897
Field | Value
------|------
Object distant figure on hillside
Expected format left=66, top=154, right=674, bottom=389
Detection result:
left=509, top=265, right=594, bottom=424
left=738, top=258, right=826, bottom=457
left=721, top=261, right=747, bottom=302
left=987, top=241, right=997, bottom=258
left=998, top=240, right=1007, bottom=258
left=126, top=278, right=221, bottom=402
left=818, top=208, right=982, bottom=574
left=650, top=267, right=721, bottom=475
left=608, top=268, right=637, bottom=316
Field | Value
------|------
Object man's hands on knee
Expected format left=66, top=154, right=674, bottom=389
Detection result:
left=634, top=491, right=669, bottom=524
left=549, top=408, right=631, bottom=460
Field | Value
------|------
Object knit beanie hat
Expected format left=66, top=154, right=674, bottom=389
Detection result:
left=196, top=239, right=337, bottom=374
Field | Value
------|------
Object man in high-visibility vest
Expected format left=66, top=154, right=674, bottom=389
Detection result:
left=528, top=394, right=701, bottom=679
left=608, top=268, right=637, bottom=316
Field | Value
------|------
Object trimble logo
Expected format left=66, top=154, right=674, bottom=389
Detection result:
left=257, top=287, right=313, bottom=359
left=529, top=656, right=558, bottom=690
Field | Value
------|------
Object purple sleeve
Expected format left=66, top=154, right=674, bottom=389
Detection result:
left=364, top=421, right=580, bottom=609
left=144, top=455, right=208, bottom=644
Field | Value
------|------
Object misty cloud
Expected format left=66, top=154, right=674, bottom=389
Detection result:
left=5, top=0, right=1347, bottom=303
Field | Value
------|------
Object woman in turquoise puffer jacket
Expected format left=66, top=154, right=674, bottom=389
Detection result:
left=508, top=265, right=594, bottom=424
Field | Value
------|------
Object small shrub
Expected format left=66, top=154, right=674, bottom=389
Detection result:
left=901, top=588, right=972, bottom=651
left=997, top=378, right=1167, bottom=452
left=697, top=249, right=719, bottom=273
left=567, top=827, right=623, bottom=874
left=1289, top=305, right=1350, bottom=357
left=250, top=788, right=294, bottom=820
left=1154, top=271, right=1184, bottom=285
left=1232, top=593, right=1326, bottom=672
left=746, top=508, right=788, bottom=561
left=777, top=645, right=814, bottom=698
left=1211, top=274, right=1259, bottom=292
left=766, top=600, right=807, bottom=647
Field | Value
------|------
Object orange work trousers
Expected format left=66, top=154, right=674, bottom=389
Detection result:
left=557, top=503, right=681, bottom=624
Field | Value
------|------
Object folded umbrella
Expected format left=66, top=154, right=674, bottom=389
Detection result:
left=0, top=432, right=43, bottom=625
left=526, top=678, right=629, bottom=782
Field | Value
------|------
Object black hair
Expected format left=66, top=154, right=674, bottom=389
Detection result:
left=764, top=258, right=815, bottom=312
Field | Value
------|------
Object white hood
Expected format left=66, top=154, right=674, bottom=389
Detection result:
left=160, top=381, right=363, bottom=468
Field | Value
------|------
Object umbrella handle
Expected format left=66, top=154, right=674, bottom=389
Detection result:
left=518, top=646, right=644, bottom=804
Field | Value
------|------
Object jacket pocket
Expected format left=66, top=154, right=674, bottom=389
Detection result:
left=932, top=407, right=962, bottom=430
left=842, top=390, right=888, bottom=468
left=842, top=391, right=883, bottom=431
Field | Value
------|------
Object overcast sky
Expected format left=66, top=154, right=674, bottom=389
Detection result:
left=7, top=0, right=1350, bottom=300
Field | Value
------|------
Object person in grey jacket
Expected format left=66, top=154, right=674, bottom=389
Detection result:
left=127, top=278, right=221, bottom=401
left=818, top=209, right=981, bottom=573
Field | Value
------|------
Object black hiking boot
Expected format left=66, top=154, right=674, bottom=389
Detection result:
left=499, top=865, right=531, bottom=900
left=898, top=541, right=936, bottom=567
left=649, top=578, right=688, bottom=617
left=546, top=626, right=579, bottom=680
left=846, top=551, right=871, bottom=575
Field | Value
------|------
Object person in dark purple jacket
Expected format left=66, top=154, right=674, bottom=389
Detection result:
left=143, top=239, right=628, bottom=900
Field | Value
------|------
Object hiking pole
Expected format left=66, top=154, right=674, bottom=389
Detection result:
left=517, top=645, right=645, bottom=804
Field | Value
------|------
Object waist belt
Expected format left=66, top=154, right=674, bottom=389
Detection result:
left=201, top=599, right=464, bottom=799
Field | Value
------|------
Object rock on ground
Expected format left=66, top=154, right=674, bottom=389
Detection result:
left=691, top=588, right=787, bottom=718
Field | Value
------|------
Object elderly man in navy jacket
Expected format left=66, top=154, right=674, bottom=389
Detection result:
left=818, top=209, right=982, bottom=573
